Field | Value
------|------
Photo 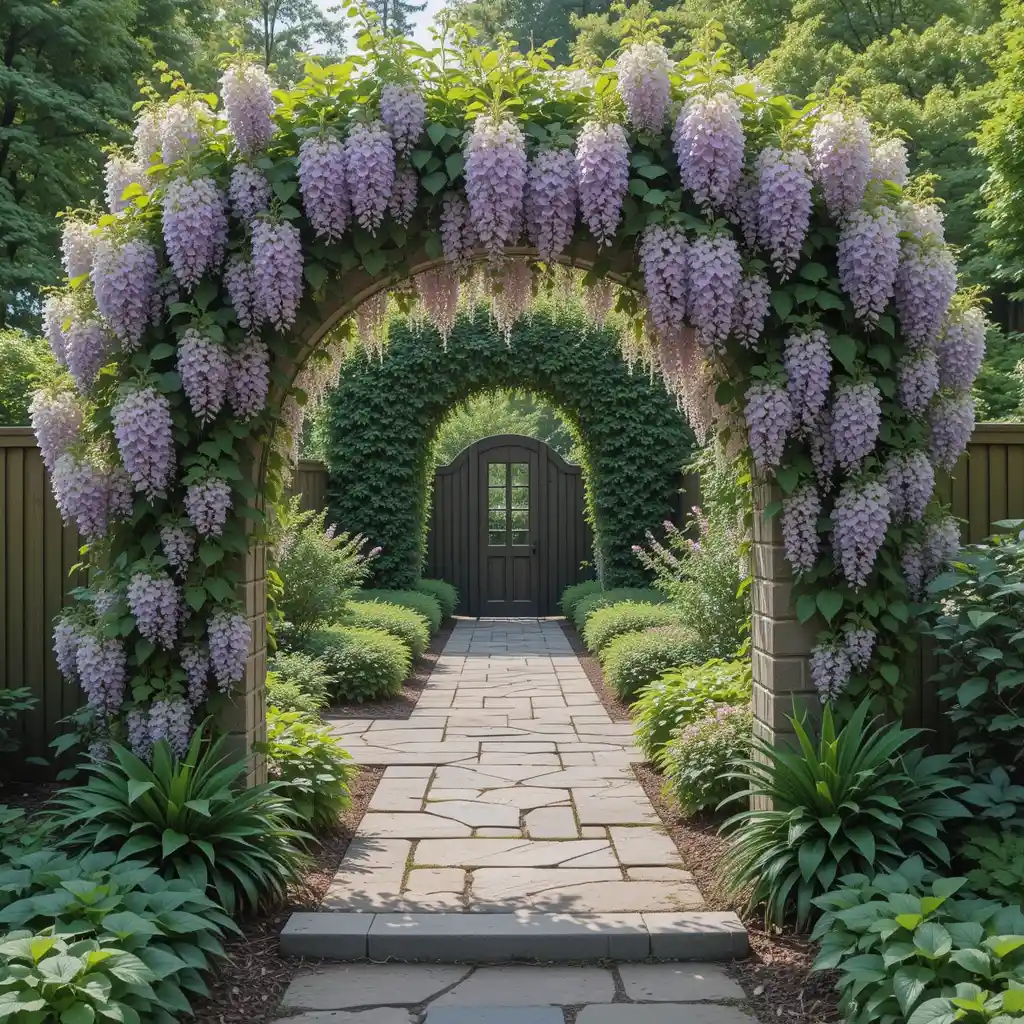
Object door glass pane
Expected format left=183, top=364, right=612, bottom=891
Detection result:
left=510, top=486, right=529, bottom=509
left=511, top=462, right=528, bottom=486
left=511, top=531, right=530, bottom=547
left=488, top=486, right=506, bottom=509
left=511, top=509, right=529, bottom=531
left=488, top=463, right=505, bottom=486
left=489, top=531, right=506, bottom=546
left=488, top=509, right=506, bottom=532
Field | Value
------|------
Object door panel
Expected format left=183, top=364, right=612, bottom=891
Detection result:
left=481, top=447, right=539, bottom=615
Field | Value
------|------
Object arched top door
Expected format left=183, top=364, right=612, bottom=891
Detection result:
left=428, top=435, right=592, bottom=616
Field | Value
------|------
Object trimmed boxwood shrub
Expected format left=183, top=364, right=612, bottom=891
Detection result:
left=602, top=625, right=703, bottom=702
left=345, top=599, right=430, bottom=659
left=358, top=589, right=442, bottom=634
left=634, top=659, right=753, bottom=761
left=266, top=651, right=332, bottom=714
left=583, top=601, right=684, bottom=655
left=571, top=588, right=666, bottom=631
left=415, top=578, right=458, bottom=619
left=325, top=311, right=693, bottom=588
left=303, top=625, right=411, bottom=702
left=560, top=580, right=603, bottom=619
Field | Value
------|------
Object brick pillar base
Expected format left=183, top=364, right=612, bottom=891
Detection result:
left=217, top=542, right=268, bottom=785
left=751, top=480, right=819, bottom=750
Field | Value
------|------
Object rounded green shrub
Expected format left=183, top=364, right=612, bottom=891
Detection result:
left=634, top=659, right=753, bottom=760
left=601, top=624, right=703, bottom=702
left=345, top=599, right=430, bottom=659
left=415, top=578, right=459, bottom=619
left=358, top=589, right=442, bottom=634
left=304, top=625, right=411, bottom=702
left=560, top=580, right=603, bottom=618
left=266, top=651, right=332, bottom=714
left=583, top=601, right=684, bottom=655
left=659, top=705, right=753, bottom=817
left=572, top=588, right=666, bottom=631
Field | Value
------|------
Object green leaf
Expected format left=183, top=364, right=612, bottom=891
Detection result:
left=968, top=609, right=997, bottom=629
left=906, top=998, right=957, bottom=1024
left=800, top=262, right=828, bottom=282
left=775, top=465, right=800, bottom=495
left=61, top=1005, right=96, bottom=1024
left=198, top=543, right=223, bottom=567
left=816, top=591, right=844, bottom=623
left=445, top=153, right=464, bottom=179
left=127, top=780, right=154, bottom=805
left=362, top=249, right=387, bottom=276
left=642, top=188, right=667, bottom=205
left=304, top=263, right=327, bottom=291
left=161, top=830, right=191, bottom=859
left=829, top=335, right=857, bottom=373
left=185, top=587, right=207, bottom=612
left=771, top=290, right=793, bottom=320
left=914, top=921, right=953, bottom=959
left=893, top=965, right=933, bottom=1015
left=957, top=677, right=990, bottom=707
left=426, top=122, right=448, bottom=145
left=796, top=594, right=818, bottom=623
left=421, top=171, right=449, bottom=194
left=135, top=639, right=156, bottom=665
left=38, top=954, right=84, bottom=983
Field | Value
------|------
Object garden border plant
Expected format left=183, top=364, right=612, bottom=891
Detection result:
left=31, top=3, right=983, bottom=770
left=324, top=307, right=693, bottom=588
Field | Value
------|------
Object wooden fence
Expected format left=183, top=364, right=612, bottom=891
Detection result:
left=3, top=424, right=1024, bottom=761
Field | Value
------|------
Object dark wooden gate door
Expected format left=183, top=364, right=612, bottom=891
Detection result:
left=426, top=434, right=593, bottom=616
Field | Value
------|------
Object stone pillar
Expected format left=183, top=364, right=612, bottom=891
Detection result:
left=219, top=541, right=268, bottom=785
left=750, top=480, right=819, bottom=749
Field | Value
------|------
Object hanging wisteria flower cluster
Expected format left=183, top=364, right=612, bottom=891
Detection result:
left=36, top=22, right=983, bottom=761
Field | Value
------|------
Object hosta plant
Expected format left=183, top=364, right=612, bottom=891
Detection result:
left=0, top=931, right=166, bottom=1024
left=720, top=699, right=968, bottom=929
left=0, top=848, right=234, bottom=1019
left=50, top=730, right=308, bottom=913
left=926, top=523, right=1024, bottom=777
left=255, top=707, right=353, bottom=832
left=812, top=857, right=1024, bottom=1024
left=634, top=658, right=752, bottom=759
left=962, top=831, right=1024, bottom=905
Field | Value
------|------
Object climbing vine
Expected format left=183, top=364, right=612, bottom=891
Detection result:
left=32, top=5, right=980, bottom=755
left=323, top=305, right=693, bottom=589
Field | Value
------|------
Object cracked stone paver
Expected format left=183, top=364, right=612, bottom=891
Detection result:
left=323, top=619, right=705, bottom=913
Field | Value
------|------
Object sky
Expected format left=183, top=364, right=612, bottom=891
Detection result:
left=329, top=0, right=450, bottom=50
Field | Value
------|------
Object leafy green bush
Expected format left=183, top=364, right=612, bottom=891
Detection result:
left=560, top=580, right=603, bottom=618
left=962, top=830, right=1024, bottom=904
left=959, top=764, right=1024, bottom=831
left=659, top=705, right=752, bottom=817
left=601, top=624, right=703, bottom=702
left=927, top=523, right=1024, bottom=777
left=571, top=587, right=665, bottom=631
left=50, top=731, right=307, bottom=914
left=582, top=600, right=684, bottom=654
left=0, top=848, right=234, bottom=1021
left=256, top=708, right=353, bottom=832
left=813, top=857, right=1024, bottom=1024
left=415, top=578, right=459, bottom=619
left=275, top=499, right=378, bottom=637
left=634, top=446, right=750, bottom=661
left=304, top=625, right=411, bottom=702
left=358, top=589, right=442, bottom=634
left=634, top=659, right=752, bottom=760
left=720, top=700, right=969, bottom=930
left=0, top=931, right=174, bottom=1024
left=266, top=650, right=332, bottom=714
left=0, top=329, right=55, bottom=426
left=0, top=686, right=38, bottom=759
left=346, top=599, right=430, bottom=659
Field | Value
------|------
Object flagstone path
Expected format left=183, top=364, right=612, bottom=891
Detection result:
left=279, top=618, right=746, bottom=967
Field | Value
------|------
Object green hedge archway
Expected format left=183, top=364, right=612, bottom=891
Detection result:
left=323, top=307, right=694, bottom=590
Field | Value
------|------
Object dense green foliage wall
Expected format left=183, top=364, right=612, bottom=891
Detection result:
left=324, top=308, right=694, bottom=589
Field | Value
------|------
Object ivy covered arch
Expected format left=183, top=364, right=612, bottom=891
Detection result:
left=321, top=306, right=693, bottom=590
left=34, top=9, right=983, bottom=773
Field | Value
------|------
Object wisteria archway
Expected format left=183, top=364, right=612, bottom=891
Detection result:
left=34, top=11, right=983, bottom=774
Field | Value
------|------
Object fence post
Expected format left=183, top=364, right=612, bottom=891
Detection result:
left=750, top=479, right=819, bottom=757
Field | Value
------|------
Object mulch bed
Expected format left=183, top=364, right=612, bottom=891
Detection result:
left=558, top=620, right=631, bottom=722
left=561, top=618, right=840, bottom=1024
left=326, top=618, right=456, bottom=720
left=194, top=764, right=383, bottom=1024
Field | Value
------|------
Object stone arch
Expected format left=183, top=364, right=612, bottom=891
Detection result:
left=317, top=304, right=694, bottom=591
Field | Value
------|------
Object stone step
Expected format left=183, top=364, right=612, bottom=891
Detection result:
left=279, top=910, right=748, bottom=963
